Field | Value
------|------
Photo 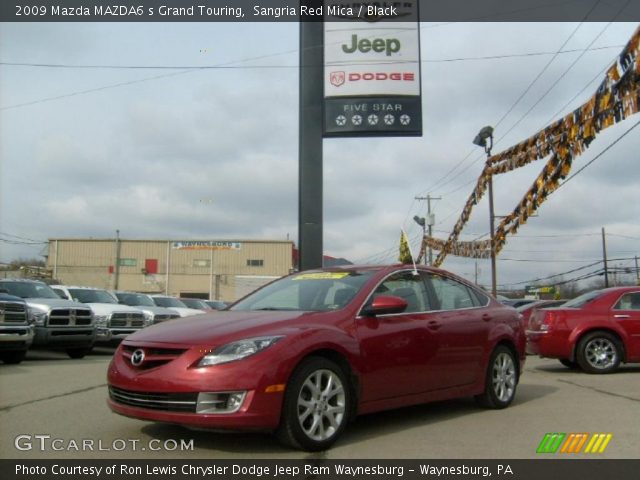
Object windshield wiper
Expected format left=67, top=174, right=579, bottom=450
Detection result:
left=254, top=307, right=299, bottom=311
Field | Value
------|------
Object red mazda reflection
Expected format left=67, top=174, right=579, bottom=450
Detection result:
left=107, top=265, right=526, bottom=451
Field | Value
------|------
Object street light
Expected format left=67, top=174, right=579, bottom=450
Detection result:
left=473, top=125, right=497, bottom=297
left=413, top=215, right=427, bottom=265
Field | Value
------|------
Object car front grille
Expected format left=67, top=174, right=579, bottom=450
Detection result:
left=110, top=312, right=145, bottom=328
left=109, top=386, right=197, bottom=412
left=48, top=308, right=93, bottom=326
left=121, top=345, right=187, bottom=370
left=0, top=301, right=28, bottom=324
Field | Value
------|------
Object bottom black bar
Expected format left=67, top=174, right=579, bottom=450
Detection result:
left=2, top=459, right=640, bottom=480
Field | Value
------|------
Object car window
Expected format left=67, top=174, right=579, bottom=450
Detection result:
left=613, top=292, right=640, bottom=310
left=427, top=274, right=477, bottom=310
left=52, top=288, right=69, bottom=299
left=369, top=271, right=430, bottom=313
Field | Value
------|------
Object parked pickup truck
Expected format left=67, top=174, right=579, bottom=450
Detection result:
left=111, top=291, right=180, bottom=325
left=0, top=293, right=34, bottom=364
left=0, top=279, right=96, bottom=359
left=52, top=285, right=148, bottom=341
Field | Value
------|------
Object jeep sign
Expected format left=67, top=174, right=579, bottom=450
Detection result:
left=323, top=1, right=422, bottom=137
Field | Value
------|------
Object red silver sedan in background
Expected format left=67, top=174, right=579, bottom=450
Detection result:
left=527, top=287, right=640, bottom=373
left=108, top=265, right=526, bottom=451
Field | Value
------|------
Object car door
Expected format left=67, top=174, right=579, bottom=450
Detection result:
left=611, top=291, right=640, bottom=359
left=422, top=273, right=492, bottom=388
left=355, top=270, right=440, bottom=402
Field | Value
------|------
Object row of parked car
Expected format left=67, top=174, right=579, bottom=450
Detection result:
left=0, top=278, right=227, bottom=364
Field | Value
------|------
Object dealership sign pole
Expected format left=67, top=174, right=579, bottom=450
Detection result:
left=298, top=3, right=325, bottom=271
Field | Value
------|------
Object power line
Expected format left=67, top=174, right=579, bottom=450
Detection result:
left=1, top=45, right=624, bottom=70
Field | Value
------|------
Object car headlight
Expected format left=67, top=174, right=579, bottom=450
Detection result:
left=28, top=308, right=47, bottom=326
left=197, top=336, right=283, bottom=367
left=142, top=311, right=154, bottom=326
left=94, top=315, right=109, bottom=326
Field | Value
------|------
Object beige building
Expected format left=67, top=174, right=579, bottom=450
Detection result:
left=46, top=238, right=294, bottom=302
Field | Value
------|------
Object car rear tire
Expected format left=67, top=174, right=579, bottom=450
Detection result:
left=475, top=345, right=518, bottom=409
left=276, top=357, right=351, bottom=451
left=576, top=331, right=622, bottom=374
left=66, top=347, right=92, bottom=359
left=559, top=359, right=579, bottom=369
left=1, top=350, right=27, bottom=364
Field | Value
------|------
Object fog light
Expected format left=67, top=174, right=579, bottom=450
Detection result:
left=196, top=391, right=246, bottom=414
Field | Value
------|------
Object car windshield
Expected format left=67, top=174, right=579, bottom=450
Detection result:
left=230, top=270, right=375, bottom=312
left=153, top=297, right=187, bottom=308
left=116, top=293, right=156, bottom=307
left=562, top=290, right=604, bottom=308
left=0, top=281, right=60, bottom=299
left=181, top=298, right=205, bottom=309
left=69, top=288, right=117, bottom=304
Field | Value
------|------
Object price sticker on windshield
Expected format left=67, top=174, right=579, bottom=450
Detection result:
left=293, top=272, right=350, bottom=281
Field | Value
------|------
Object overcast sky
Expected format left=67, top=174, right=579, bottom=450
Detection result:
left=1, top=20, right=638, bottom=291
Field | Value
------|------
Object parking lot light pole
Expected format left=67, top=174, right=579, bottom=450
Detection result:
left=473, top=126, right=497, bottom=297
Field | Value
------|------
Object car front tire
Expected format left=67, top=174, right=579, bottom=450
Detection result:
left=475, top=345, right=518, bottom=409
left=276, top=357, right=351, bottom=451
left=576, top=331, right=622, bottom=374
left=1, top=350, right=27, bottom=364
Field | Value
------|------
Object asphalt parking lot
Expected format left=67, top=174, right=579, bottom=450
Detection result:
left=1, top=348, right=638, bottom=459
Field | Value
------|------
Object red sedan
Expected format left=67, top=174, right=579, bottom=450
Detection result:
left=527, top=287, right=640, bottom=373
left=107, top=265, right=525, bottom=451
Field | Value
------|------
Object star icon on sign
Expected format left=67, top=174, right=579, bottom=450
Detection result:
left=352, top=115, right=363, bottom=126
left=336, top=115, right=347, bottom=126
left=400, top=114, right=411, bottom=125
left=384, top=114, right=395, bottom=125
left=368, top=114, right=379, bottom=125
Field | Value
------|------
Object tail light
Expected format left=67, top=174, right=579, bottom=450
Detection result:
left=529, top=310, right=561, bottom=331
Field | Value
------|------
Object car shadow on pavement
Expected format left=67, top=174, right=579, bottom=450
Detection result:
left=139, top=384, right=558, bottom=455
left=530, top=361, right=640, bottom=375
left=20, top=347, right=117, bottom=362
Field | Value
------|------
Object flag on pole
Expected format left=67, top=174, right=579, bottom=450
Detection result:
left=399, top=230, right=413, bottom=264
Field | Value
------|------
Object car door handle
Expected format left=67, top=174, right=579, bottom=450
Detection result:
left=482, top=314, right=492, bottom=322
left=427, top=320, right=442, bottom=330
left=614, top=314, right=630, bottom=318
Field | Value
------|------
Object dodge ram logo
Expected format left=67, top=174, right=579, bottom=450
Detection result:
left=131, top=349, right=145, bottom=367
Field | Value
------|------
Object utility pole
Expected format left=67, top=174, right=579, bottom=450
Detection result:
left=601, top=227, right=609, bottom=288
left=114, top=230, right=121, bottom=290
left=415, top=194, right=441, bottom=265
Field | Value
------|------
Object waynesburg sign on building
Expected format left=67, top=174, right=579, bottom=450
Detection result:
left=323, top=1, right=422, bottom=137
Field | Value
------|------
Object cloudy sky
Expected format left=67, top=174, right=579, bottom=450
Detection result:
left=1, top=19, right=638, bottom=291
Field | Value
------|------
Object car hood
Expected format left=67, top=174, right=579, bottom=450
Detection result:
left=124, top=310, right=327, bottom=345
left=134, top=305, right=177, bottom=316
left=86, top=303, right=143, bottom=315
left=25, top=298, right=91, bottom=311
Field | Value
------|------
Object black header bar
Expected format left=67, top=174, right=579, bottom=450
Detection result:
left=2, top=0, right=640, bottom=22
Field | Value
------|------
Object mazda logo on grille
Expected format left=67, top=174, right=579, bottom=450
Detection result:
left=131, top=349, right=145, bottom=366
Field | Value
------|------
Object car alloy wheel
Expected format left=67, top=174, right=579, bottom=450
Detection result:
left=492, top=351, right=516, bottom=403
left=577, top=331, right=622, bottom=374
left=297, top=369, right=346, bottom=442
left=277, top=357, right=351, bottom=451
left=475, top=345, right=518, bottom=409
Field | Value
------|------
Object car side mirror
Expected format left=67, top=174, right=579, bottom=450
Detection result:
left=362, top=295, right=408, bottom=316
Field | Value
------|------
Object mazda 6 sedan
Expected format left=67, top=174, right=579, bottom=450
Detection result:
left=107, top=265, right=526, bottom=451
